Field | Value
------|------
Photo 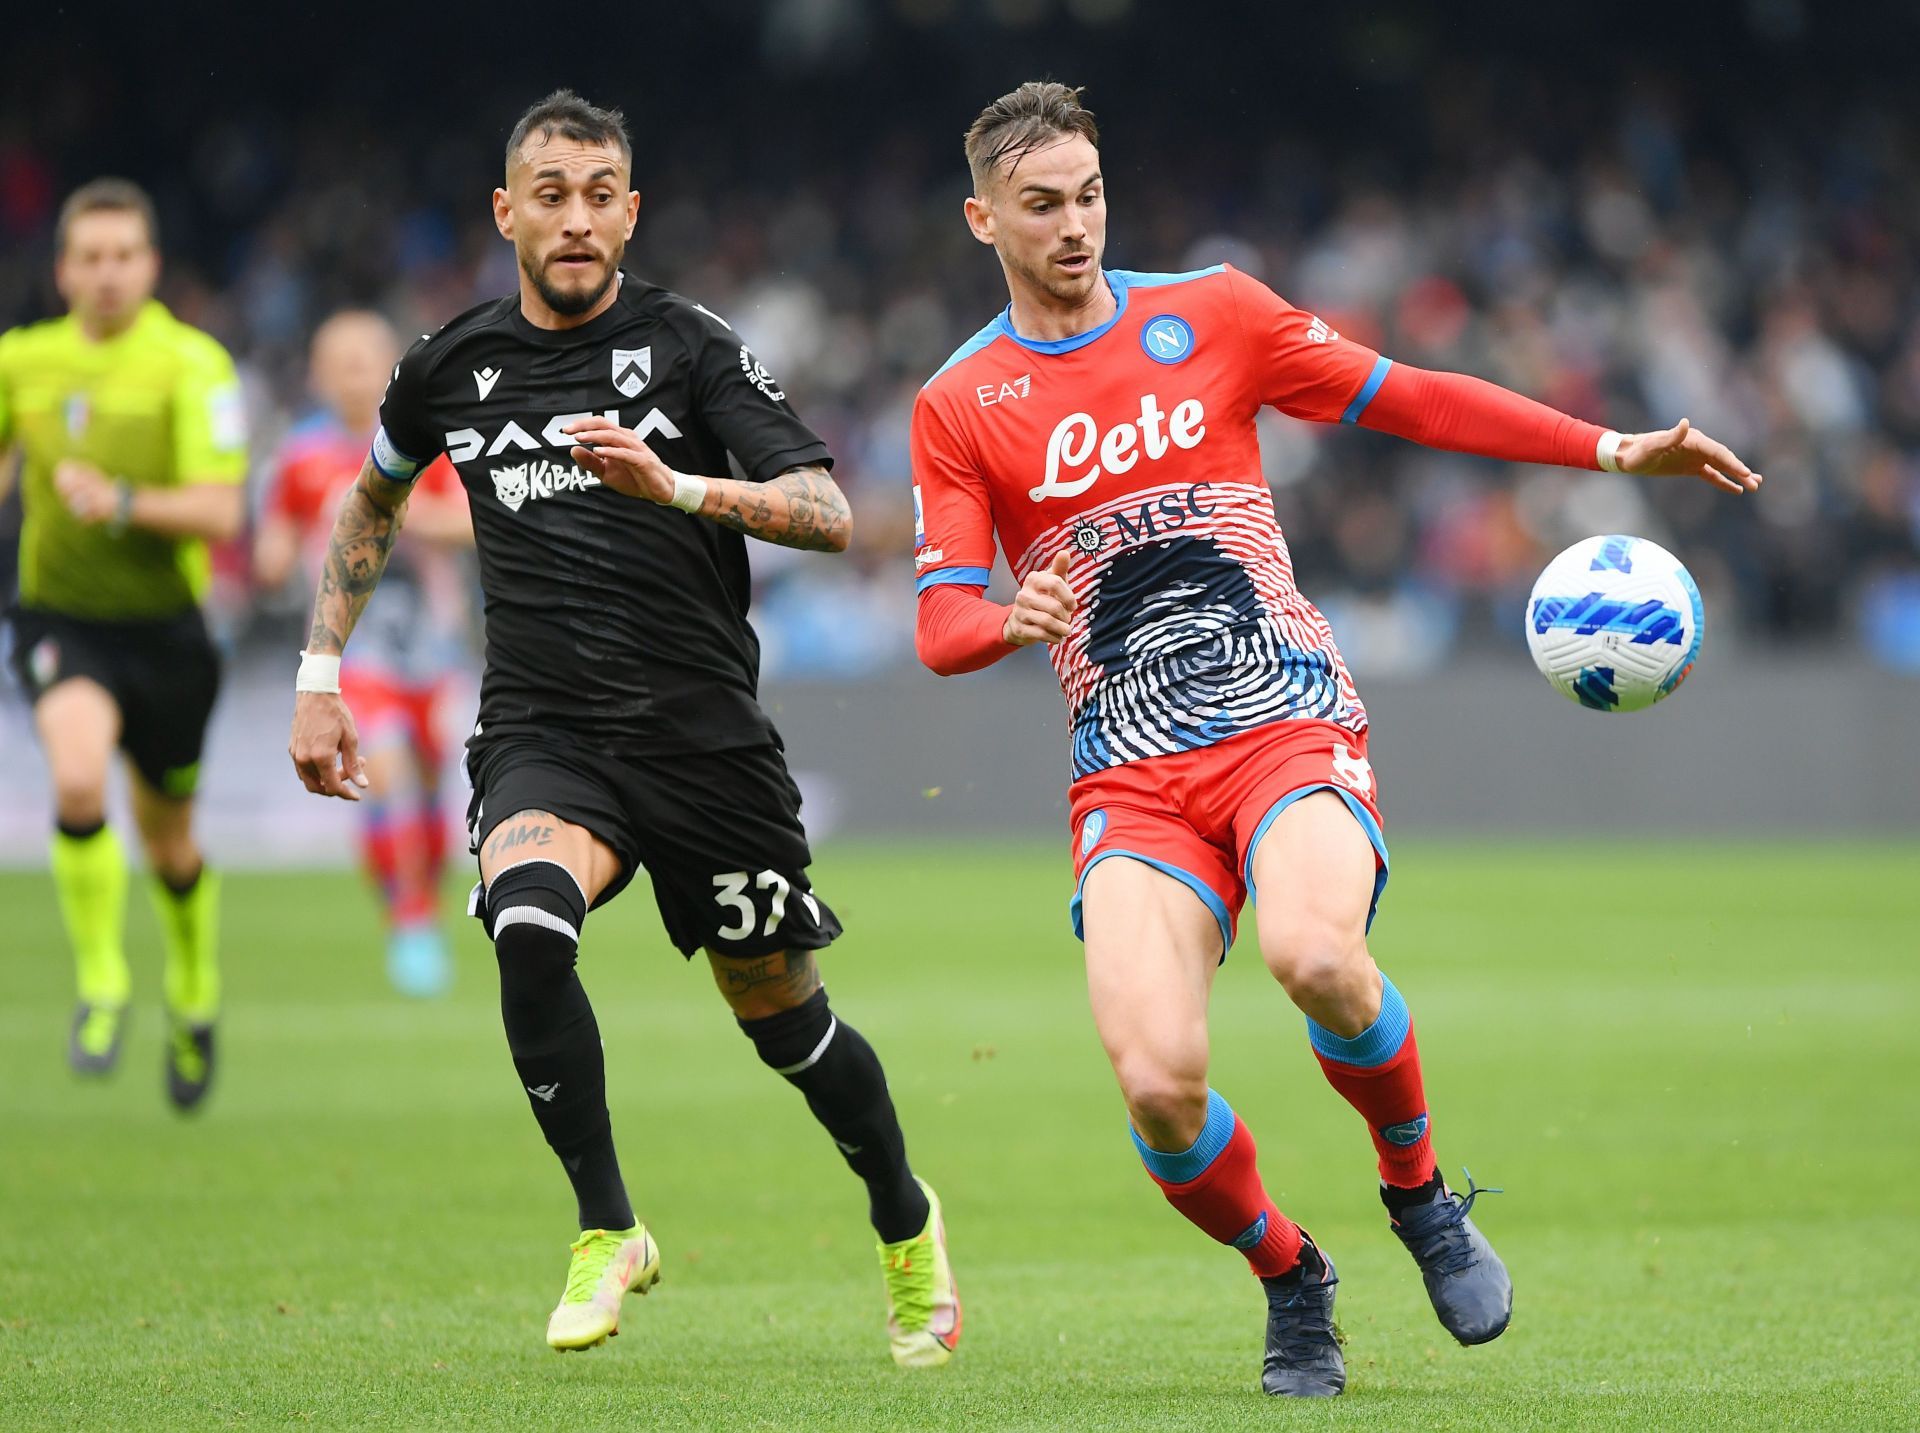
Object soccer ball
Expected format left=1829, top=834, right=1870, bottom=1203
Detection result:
left=1524, top=534, right=1703, bottom=712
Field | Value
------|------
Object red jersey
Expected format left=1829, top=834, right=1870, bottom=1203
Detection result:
left=912, top=265, right=1390, bottom=778
left=264, top=412, right=468, bottom=684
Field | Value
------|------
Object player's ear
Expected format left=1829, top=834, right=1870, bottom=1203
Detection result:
left=623, top=189, right=640, bottom=239
left=963, top=194, right=995, bottom=247
left=492, top=187, right=514, bottom=241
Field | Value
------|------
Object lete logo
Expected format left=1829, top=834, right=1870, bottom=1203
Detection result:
left=1031, top=394, right=1206, bottom=502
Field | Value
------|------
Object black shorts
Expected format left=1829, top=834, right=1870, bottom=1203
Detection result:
left=465, top=732, right=842, bottom=959
left=6, top=606, right=222, bottom=798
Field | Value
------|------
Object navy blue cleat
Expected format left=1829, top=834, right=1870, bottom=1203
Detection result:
left=1260, top=1239, right=1345, bottom=1397
left=1387, top=1170, right=1511, bottom=1345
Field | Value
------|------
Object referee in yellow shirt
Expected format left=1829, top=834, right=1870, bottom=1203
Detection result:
left=0, top=180, right=245, bottom=1109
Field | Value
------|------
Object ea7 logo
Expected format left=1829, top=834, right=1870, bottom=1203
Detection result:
left=1305, top=315, right=1340, bottom=344
left=977, top=375, right=1032, bottom=407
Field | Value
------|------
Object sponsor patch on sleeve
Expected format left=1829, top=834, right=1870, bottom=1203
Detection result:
left=209, top=383, right=247, bottom=451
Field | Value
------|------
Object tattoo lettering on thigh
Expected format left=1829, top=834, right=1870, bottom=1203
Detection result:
left=486, top=821, right=555, bottom=859
left=720, top=949, right=821, bottom=1000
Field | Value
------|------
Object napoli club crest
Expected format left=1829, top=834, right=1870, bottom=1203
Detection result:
left=1141, top=315, right=1194, bottom=365
left=612, top=347, right=652, bottom=399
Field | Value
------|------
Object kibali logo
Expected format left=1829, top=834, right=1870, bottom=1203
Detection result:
left=490, top=459, right=602, bottom=513
left=1031, top=394, right=1207, bottom=502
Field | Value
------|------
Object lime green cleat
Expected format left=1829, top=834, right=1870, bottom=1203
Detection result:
left=69, top=1002, right=128, bottom=1075
left=546, top=1225, right=661, bottom=1352
left=878, top=1179, right=961, bottom=1368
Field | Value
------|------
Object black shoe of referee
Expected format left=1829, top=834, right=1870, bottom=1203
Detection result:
left=166, top=1020, right=216, bottom=1111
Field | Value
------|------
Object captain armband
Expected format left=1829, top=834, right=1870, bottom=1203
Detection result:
left=370, top=426, right=426, bottom=485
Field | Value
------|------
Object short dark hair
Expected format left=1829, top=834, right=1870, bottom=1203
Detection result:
left=505, top=88, right=632, bottom=172
left=964, top=81, right=1099, bottom=193
left=57, top=177, right=157, bottom=252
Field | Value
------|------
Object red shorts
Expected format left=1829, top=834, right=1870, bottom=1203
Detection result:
left=1068, top=719, right=1389, bottom=959
left=340, top=666, right=447, bottom=772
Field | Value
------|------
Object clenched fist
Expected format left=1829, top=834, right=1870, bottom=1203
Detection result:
left=1004, top=551, right=1077, bottom=647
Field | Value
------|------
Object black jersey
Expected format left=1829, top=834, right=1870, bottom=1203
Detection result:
left=372, top=275, right=832, bottom=755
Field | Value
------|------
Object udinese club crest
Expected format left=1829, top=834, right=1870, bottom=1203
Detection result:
left=612, top=347, right=652, bottom=399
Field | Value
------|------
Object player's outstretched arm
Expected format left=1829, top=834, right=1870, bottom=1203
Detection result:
left=288, top=455, right=410, bottom=800
left=1354, top=364, right=1762, bottom=495
left=1610, top=417, right=1762, bottom=495
left=561, top=419, right=851, bottom=552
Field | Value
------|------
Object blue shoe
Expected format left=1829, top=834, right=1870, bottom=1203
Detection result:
left=1387, top=1170, right=1512, bottom=1345
left=387, top=925, right=452, bottom=998
left=1261, top=1239, right=1345, bottom=1397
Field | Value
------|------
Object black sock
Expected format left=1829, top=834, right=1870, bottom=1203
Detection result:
left=57, top=817, right=106, bottom=840
left=489, top=863, right=632, bottom=1231
left=1380, top=1169, right=1447, bottom=1217
left=740, top=988, right=931, bottom=1243
left=160, top=862, right=203, bottom=898
left=1262, top=1237, right=1327, bottom=1291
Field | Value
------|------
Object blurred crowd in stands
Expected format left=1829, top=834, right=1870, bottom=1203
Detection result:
left=4, top=4, right=1917, bottom=678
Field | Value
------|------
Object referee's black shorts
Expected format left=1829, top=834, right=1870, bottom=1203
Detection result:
left=6, top=605, right=222, bottom=799
left=465, top=731, right=842, bottom=959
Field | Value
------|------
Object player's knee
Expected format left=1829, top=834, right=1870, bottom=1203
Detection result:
left=483, top=860, right=588, bottom=1005
left=51, top=775, right=107, bottom=829
left=1261, top=911, right=1368, bottom=1008
left=1113, top=1056, right=1209, bottom=1148
left=738, top=986, right=837, bottom=1076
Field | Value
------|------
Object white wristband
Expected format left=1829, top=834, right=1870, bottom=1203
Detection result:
left=1596, top=430, right=1624, bottom=473
left=668, top=471, right=709, bottom=514
left=295, top=651, right=342, bottom=694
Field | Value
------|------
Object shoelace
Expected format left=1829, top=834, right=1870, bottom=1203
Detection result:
left=1401, top=1168, right=1504, bottom=1278
left=564, top=1232, right=622, bottom=1304
left=880, top=1237, right=935, bottom=1329
left=1267, top=1264, right=1342, bottom=1365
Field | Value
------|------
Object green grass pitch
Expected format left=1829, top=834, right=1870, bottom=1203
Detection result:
left=2, top=841, right=1917, bottom=1430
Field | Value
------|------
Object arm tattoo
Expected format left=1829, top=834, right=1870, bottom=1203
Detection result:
left=719, top=949, right=822, bottom=1001
left=707, top=464, right=851, bottom=553
left=306, top=456, right=411, bottom=655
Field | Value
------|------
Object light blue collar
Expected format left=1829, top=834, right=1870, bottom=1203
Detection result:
left=994, top=272, right=1132, bottom=355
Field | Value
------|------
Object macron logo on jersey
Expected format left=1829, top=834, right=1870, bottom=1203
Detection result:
left=1031, top=393, right=1207, bottom=502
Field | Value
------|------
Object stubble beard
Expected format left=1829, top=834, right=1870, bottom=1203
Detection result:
left=1008, top=245, right=1101, bottom=308
left=522, top=238, right=624, bottom=317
